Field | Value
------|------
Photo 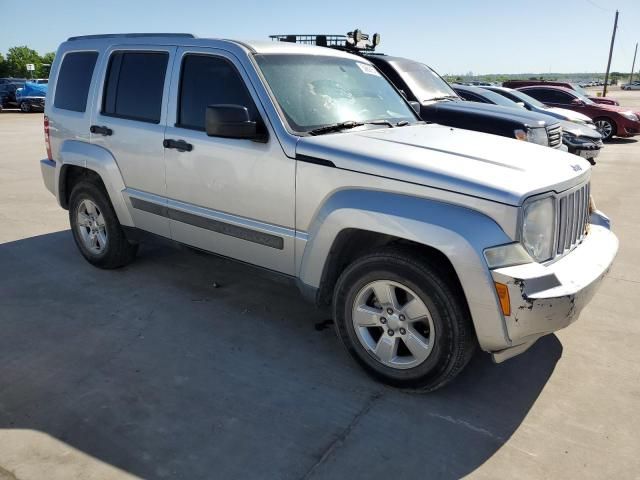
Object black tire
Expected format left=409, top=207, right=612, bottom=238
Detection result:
left=593, top=117, right=616, bottom=141
left=333, top=246, right=476, bottom=392
left=69, top=180, right=138, bottom=269
left=20, top=101, right=31, bottom=113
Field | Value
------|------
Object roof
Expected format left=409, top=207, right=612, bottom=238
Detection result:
left=61, top=33, right=362, bottom=60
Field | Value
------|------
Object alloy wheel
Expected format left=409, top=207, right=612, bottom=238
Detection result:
left=595, top=119, right=613, bottom=139
left=76, top=199, right=108, bottom=255
left=351, top=280, right=436, bottom=370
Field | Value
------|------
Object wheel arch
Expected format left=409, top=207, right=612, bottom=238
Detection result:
left=56, top=140, right=134, bottom=227
left=297, top=189, right=514, bottom=351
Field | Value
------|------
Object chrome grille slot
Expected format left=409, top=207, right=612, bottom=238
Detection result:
left=546, top=124, right=563, bottom=149
left=556, top=182, right=590, bottom=256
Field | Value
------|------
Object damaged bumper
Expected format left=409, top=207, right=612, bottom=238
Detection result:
left=489, top=213, right=618, bottom=362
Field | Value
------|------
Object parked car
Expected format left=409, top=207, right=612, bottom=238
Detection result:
left=482, top=85, right=596, bottom=128
left=16, top=81, right=47, bottom=112
left=518, top=85, right=640, bottom=140
left=42, top=33, right=617, bottom=391
left=503, top=80, right=619, bottom=106
left=0, top=81, right=25, bottom=108
left=621, top=81, right=640, bottom=91
left=0, top=77, right=27, bottom=85
left=453, top=84, right=603, bottom=164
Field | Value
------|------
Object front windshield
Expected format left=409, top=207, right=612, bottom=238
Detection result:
left=504, top=88, right=547, bottom=109
left=572, top=90, right=596, bottom=105
left=390, top=59, right=458, bottom=102
left=255, top=54, right=417, bottom=133
left=476, top=88, right=524, bottom=108
left=571, top=83, right=588, bottom=96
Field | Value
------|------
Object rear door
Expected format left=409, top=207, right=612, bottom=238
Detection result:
left=163, top=47, right=296, bottom=274
left=90, top=45, right=175, bottom=237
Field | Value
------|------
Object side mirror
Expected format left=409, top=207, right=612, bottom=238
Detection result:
left=571, top=98, right=584, bottom=106
left=205, top=105, right=267, bottom=142
left=409, top=101, right=421, bottom=115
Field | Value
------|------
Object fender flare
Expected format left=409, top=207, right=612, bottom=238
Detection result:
left=298, top=189, right=514, bottom=351
left=57, top=140, right=134, bottom=227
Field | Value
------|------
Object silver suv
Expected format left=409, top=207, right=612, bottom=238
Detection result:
left=40, top=34, right=618, bottom=391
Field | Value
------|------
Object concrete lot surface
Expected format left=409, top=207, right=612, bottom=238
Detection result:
left=1, top=90, right=639, bottom=479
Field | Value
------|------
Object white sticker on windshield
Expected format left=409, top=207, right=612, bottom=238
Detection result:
left=356, top=63, right=380, bottom=76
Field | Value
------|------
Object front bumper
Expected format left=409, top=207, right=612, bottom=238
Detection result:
left=564, top=137, right=603, bottom=160
left=489, top=214, right=618, bottom=362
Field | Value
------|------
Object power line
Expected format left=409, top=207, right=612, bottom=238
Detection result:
left=584, top=0, right=614, bottom=12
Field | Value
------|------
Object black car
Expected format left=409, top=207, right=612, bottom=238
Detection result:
left=0, top=80, right=26, bottom=109
left=453, top=84, right=603, bottom=164
left=270, top=32, right=564, bottom=151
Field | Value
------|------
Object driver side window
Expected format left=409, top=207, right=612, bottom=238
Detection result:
left=177, top=54, right=257, bottom=131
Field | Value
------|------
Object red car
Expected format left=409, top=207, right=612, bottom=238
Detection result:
left=503, top=80, right=619, bottom=106
left=518, top=85, right=640, bottom=141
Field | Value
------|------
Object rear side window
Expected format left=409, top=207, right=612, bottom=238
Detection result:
left=102, top=51, right=168, bottom=123
left=177, top=54, right=256, bottom=131
left=54, top=51, right=98, bottom=112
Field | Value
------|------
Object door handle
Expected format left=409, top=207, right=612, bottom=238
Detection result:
left=163, top=139, right=193, bottom=152
left=90, top=125, right=113, bottom=136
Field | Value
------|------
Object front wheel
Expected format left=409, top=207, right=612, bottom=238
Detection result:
left=20, top=101, right=31, bottom=113
left=69, top=181, right=138, bottom=269
left=594, top=117, right=616, bottom=141
left=333, top=247, right=476, bottom=391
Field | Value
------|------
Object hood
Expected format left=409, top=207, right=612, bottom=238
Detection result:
left=431, top=100, right=553, bottom=128
left=560, top=120, right=602, bottom=140
left=590, top=96, right=619, bottom=106
left=547, top=107, right=592, bottom=123
left=590, top=102, right=637, bottom=115
left=296, top=124, right=590, bottom=206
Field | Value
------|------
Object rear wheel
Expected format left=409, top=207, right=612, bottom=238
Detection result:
left=594, top=117, right=616, bottom=140
left=333, top=247, right=476, bottom=391
left=69, top=181, right=138, bottom=269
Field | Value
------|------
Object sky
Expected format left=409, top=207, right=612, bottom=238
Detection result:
left=0, top=0, right=638, bottom=75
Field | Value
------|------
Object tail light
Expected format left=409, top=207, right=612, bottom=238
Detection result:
left=44, top=115, right=53, bottom=160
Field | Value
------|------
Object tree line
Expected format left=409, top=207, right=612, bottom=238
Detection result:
left=0, top=46, right=56, bottom=78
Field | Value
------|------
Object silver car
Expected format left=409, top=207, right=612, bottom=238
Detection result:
left=40, top=34, right=618, bottom=391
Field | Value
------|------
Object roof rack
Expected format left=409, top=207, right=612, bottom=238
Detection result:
left=68, top=33, right=195, bottom=41
left=269, top=29, right=380, bottom=53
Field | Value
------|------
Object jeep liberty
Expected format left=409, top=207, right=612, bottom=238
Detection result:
left=41, top=34, right=618, bottom=391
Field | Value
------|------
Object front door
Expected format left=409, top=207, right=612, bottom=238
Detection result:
left=163, top=47, right=295, bottom=274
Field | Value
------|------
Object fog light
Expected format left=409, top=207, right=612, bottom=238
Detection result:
left=494, top=282, right=511, bottom=317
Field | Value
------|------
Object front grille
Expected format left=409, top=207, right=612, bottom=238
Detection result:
left=547, top=124, right=563, bottom=149
left=556, top=182, right=590, bottom=256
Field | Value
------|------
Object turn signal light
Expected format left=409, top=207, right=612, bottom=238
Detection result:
left=494, top=282, right=511, bottom=317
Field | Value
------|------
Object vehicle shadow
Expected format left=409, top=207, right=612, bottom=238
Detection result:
left=0, top=231, right=562, bottom=480
left=606, top=137, right=638, bottom=145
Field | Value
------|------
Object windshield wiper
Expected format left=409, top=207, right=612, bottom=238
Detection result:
left=308, top=119, right=398, bottom=136
left=428, top=95, right=458, bottom=102
left=308, top=121, right=364, bottom=136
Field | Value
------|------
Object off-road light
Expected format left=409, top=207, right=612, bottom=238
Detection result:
left=353, top=29, right=363, bottom=43
left=372, top=33, right=381, bottom=46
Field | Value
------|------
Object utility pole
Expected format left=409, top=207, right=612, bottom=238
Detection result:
left=603, top=9, right=619, bottom=97
left=630, top=43, right=638, bottom=84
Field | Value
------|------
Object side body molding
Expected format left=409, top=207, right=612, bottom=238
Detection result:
left=298, top=189, right=514, bottom=351
left=57, top=140, right=134, bottom=227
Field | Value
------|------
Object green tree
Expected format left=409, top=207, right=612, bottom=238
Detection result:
left=38, top=52, right=55, bottom=78
left=0, top=53, right=8, bottom=77
left=6, top=46, right=41, bottom=77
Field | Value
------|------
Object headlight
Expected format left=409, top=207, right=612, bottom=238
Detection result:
left=521, top=196, right=555, bottom=262
left=620, top=111, right=639, bottom=122
left=514, top=128, right=548, bottom=146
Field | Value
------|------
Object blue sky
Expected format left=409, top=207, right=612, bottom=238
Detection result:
left=1, top=0, right=638, bottom=74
